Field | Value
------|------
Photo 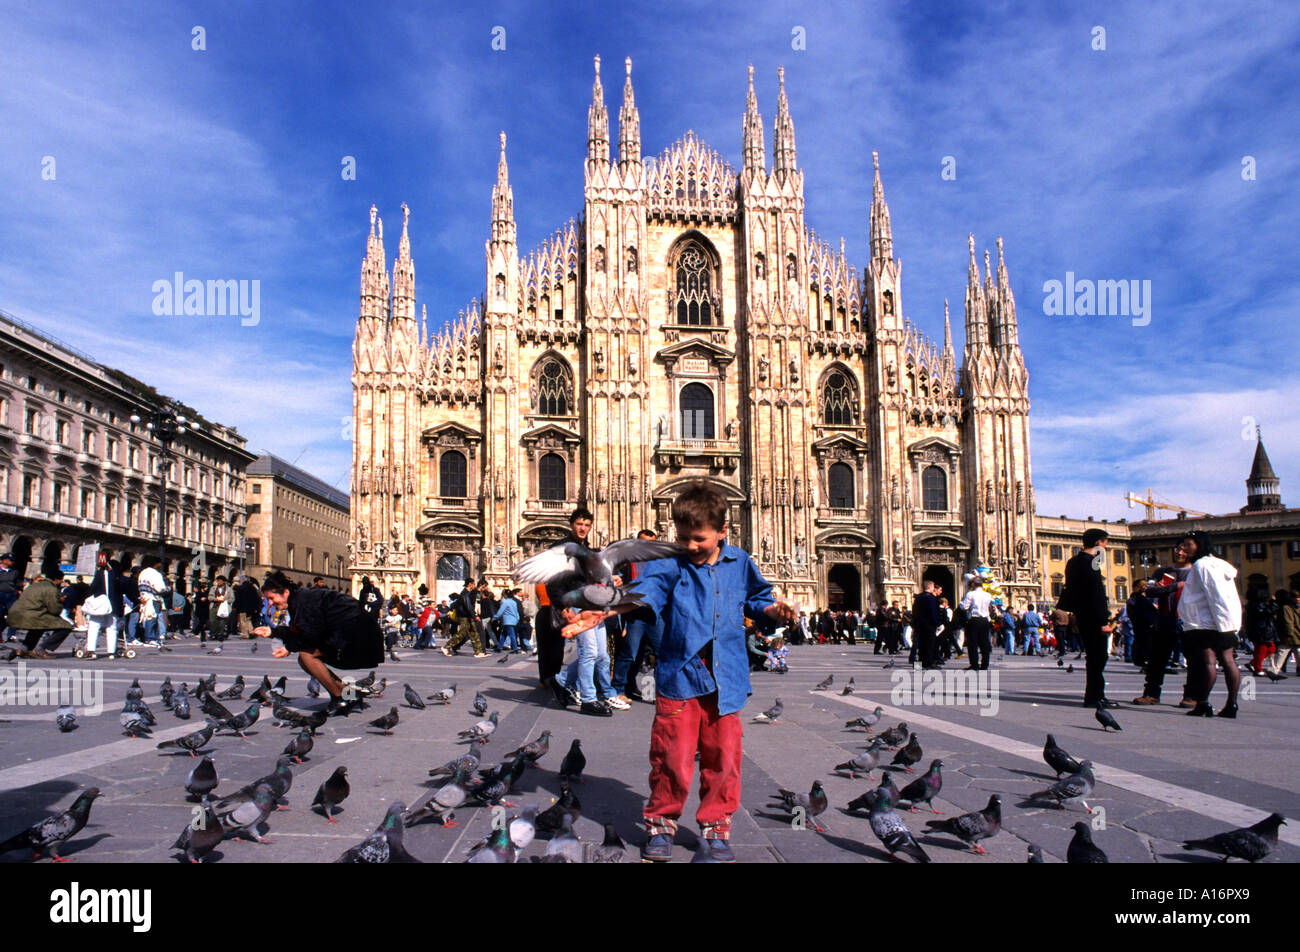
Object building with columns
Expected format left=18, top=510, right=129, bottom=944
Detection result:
left=350, top=59, right=1039, bottom=609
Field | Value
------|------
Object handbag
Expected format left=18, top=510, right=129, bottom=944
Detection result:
left=84, top=594, right=112, bottom=615
left=140, top=600, right=157, bottom=622
left=217, top=600, right=231, bottom=618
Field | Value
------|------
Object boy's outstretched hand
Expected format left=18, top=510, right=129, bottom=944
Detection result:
left=764, top=600, right=798, bottom=624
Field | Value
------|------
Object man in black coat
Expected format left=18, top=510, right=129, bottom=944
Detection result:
left=256, top=571, right=384, bottom=714
left=911, top=580, right=944, bottom=669
left=0, top=552, right=21, bottom=640
left=233, top=574, right=264, bottom=638
left=1063, top=528, right=1116, bottom=708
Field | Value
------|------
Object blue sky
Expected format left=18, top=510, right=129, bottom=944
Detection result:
left=2, top=1, right=1297, bottom=520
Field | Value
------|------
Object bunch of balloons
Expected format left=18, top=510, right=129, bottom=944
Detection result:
left=970, top=564, right=1005, bottom=608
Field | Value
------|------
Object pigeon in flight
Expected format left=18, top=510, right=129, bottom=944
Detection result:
left=172, top=796, right=223, bottom=863
left=403, top=684, right=426, bottom=710
left=157, top=722, right=215, bottom=757
left=1095, top=702, right=1122, bottom=732
left=312, top=766, right=350, bottom=823
left=512, top=537, right=686, bottom=590
left=336, top=803, right=420, bottom=863
left=559, top=739, right=587, bottom=784
left=751, top=698, right=783, bottom=724
left=896, top=759, right=944, bottom=814
left=367, top=706, right=400, bottom=735
left=1067, top=821, right=1108, bottom=863
left=891, top=733, right=923, bottom=773
left=845, top=707, right=884, bottom=730
left=0, top=788, right=100, bottom=862
left=56, top=705, right=77, bottom=733
left=426, top=682, right=457, bottom=705
left=770, top=781, right=829, bottom=832
left=185, top=755, right=219, bottom=800
left=865, top=789, right=930, bottom=863
left=1043, top=733, right=1082, bottom=778
left=1029, top=761, right=1096, bottom=812
left=926, top=794, right=1001, bottom=853
left=1181, top=813, right=1286, bottom=863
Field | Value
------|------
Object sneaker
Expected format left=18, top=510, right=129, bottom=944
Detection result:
left=440, top=646, right=452, bottom=657
left=640, top=833, right=673, bottom=862
left=580, top=700, right=613, bottom=717
left=1131, top=695, right=1160, bottom=705
left=705, top=838, right=736, bottom=863
left=473, top=652, right=488, bottom=659
left=607, top=696, right=631, bottom=711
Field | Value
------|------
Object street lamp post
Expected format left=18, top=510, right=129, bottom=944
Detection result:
left=130, top=406, right=187, bottom=568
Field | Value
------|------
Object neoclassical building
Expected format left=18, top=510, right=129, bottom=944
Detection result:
left=350, top=59, right=1038, bottom=609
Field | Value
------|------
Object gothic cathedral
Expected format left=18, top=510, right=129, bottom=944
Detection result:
left=350, top=59, right=1038, bottom=610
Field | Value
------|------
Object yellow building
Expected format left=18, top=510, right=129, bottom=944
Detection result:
left=245, top=454, right=350, bottom=589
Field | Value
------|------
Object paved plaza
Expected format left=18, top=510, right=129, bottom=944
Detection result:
left=1, top=638, right=1297, bottom=864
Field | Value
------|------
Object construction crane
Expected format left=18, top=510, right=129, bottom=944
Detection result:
left=1125, top=488, right=1213, bottom=521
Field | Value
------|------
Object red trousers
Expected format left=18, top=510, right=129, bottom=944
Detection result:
left=644, top=692, right=743, bottom=839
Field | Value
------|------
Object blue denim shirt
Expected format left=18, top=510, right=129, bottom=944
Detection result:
left=633, top=542, right=774, bottom=716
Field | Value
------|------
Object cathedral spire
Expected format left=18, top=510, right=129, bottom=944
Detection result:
left=742, top=64, right=765, bottom=173
left=618, top=56, right=640, bottom=166
left=588, top=55, right=609, bottom=164
left=943, top=298, right=955, bottom=367
left=773, top=66, right=797, bottom=175
left=1244, top=428, right=1283, bottom=511
left=491, top=131, right=516, bottom=245
left=964, top=234, right=988, bottom=348
left=994, top=236, right=1020, bottom=352
left=392, top=202, right=415, bottom=314
left=870, top=150, right=893, bottom=263
left=360, top=204, right=389, bottom=321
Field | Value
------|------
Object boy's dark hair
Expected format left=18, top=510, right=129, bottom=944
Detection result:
left=671, top=481, right=728, bottom=532
left=1081, top=528, right=1109, bottom=547
left=569, top=506, right=594, bottom=525
left=261, top=570, right=297, bottom=594
left=637, top=528, right=657, bottom=539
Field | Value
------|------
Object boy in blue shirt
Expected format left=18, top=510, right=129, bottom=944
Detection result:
left=610, top=481, right=796, bottom=862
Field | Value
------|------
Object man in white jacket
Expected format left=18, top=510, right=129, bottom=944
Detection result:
left=1177, top=531, right=1243, bottom=718
left=136, top=556, right=170, bottom=650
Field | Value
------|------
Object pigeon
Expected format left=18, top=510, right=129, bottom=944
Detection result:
left=172, top=691, right=192, bottom=720
left=123, top=696, right=156, bottom=726
left=270, top=675, right=287, bottom=698
left=458, top=710, right=500, bottom=742
left=248, top=676, right=274, bottom=706
left=216, top=674, right=245, bottom=699
left=841, top=677, right=857, bottom=696
left=157, top=722, right=215, bottom=757
left=751, top=698, right=783, bottom=724
left=336, top=803, right=420, bottom=863
left=835, top=739, right=887, bottom=779
left=512, top=537, right=686, bottom=594
left=186, top=755, right=219, bottom=800
left=536, top=783, right=582, bottom=834
left=848, top=770, right=899, bottom=813
left=591, top=822, right=627, bottom=862
left=354, top=670, right=377, bottom=690
left=497, top=653, right=513, bottom=664
left=559, top=739, right=587, bottom=784
left=542, top=814, right=585, bottom=863
left=845, top=707, right=885, bottom=730
left=172, top=796, right=223, bottom=863
left=634, top=662, right=656, bottom=701
left=1066, top=664, right=1074, bottom=674
left=468, top=761, right=520, bottom=809
left=56, top=705, right=78, bottom=733
left=770, top=781, right=828, bottom=832
left=1057, top=657, right=1063, bottom=668
left=312, top=767, right=350, bottom=822
left=466, top=826, right=516, bottom=863
left=126, top=678, right=144, bottom=701
left=1181, top=813, right=1287, bottom=863
left=508, top=804, right=539, bottom=850
left=0, top=788, right=101, bottom=861
left=865, top=789, right=930, bottom=863
left=216, top=756, right=294, bottom=812
left=896, top=759, right=944, bottom=813
left=891, top=733, right=923, bottom=772
left=214, top=703, right=261, bottom=737
left=1095, top=702, right=1123, bottom=732
left=926, top=794, right=1001, bottom=853
left=505, top=730, right=552, bottom=768
left=1067, top=821, right=1108, bottom=863
left=282, top=728, right=314, bottom=764
left=1043, top=733, right=1082, bottom=778
left=404, top=767, right=470, bottom=828
left=472, top=691, right=489, bottom=716
left=1029, top=761, right=1096, bottom=812
left=428, top=737, right=488, bottom=779
left=218, top=785, right=276, bottom=842
left=403, top=684, right=425, bottom=710
left=873, top=723, right=909, bottom=748
left=272, top=702, right=327, bottom=731
left=199, top=692, right=235, bottom=722
left=426, top=682, right=457, bottom=705
left=367, top=706, right=400, bottom=734
left=197, top=673, right=217, bottom=694
left=0, top=644, right=17, bottom=663
left=120, top=709, right=153, bottom=737
left=814, top=674, right=834, bottom=692
left=1028, top=843, right=1044, bottom=863
left=366, top=677, right=388, bottom=699
left=306, top=676, right=321, bottom=698
left=882, top=658, right=896, bottom=670
left=159, top=677, right=175, bottom=708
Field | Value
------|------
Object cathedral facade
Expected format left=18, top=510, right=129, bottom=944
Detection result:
left=349, top=58, right=1038, bottom=610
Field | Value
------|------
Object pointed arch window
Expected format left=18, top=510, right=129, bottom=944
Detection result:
left=538, top=453, right=566, bottom=501
left=674, top=245, right=714, bottom=326
left=922, top=465, right=948, bottom=512
left=822, top=371, right=856, bottom=426
left=532, top=357, right=572, bottom=416
left=828, top=462, right=854, bottom=509
left=680, top=383, right=715, bottom=439
left=439, top=451, right=467, bottom=498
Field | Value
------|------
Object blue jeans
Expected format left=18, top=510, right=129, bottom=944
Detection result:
left=558, top=624, right=612, bottom=703
left=498, top=624, right=517, bottom=651
left=612, top=611, right=661, bottom=694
